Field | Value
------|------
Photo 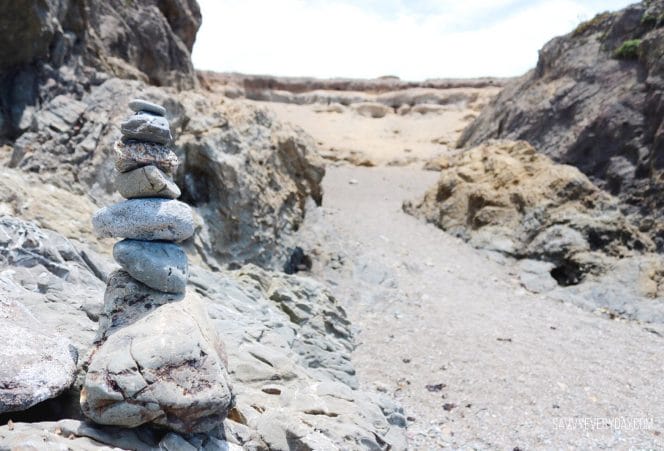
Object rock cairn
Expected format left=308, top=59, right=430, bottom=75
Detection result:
left=81, top=99, right=233, bottom=434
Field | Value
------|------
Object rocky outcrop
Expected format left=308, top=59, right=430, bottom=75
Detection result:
left=6, top=78, right=324, bottom=268
left=0, top=0, right=200, bottom=139
left=405, top=141, right=664, bottom=322
left=457, top=0, right=664, bottom=249
left=0, top=216, right=406, bottom=448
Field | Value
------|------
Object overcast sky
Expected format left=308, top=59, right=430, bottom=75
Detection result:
left=192, top=0, right=633, bottom=80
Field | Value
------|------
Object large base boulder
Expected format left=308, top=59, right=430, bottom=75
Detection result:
left=81, top=292, right=233, bottom=434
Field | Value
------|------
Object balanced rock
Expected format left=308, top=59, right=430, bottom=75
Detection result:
left=121, top=112, right=172, bottom=144
left=0, top=299, right=78, bottom=413
left=113, top=240, right=189, bottom=294
left=115, top=165, right=181, bottom=199
left=92, top=198, right=194, bottom=242
left=97, top=270, right=185, bottom=342
left=81, top=293, right=233, bottom=434
left=129, top=98, right=167, bottom=116
left=114, top=139, right=179, bottom=175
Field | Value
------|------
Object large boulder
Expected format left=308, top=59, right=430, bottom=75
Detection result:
left=0, top=298, right=77, bottom=414
left=405, top=141, right=664, bottom=322
left=457, top=0, right=664, bottom=249
left=81, top=292, right=233, bottom=434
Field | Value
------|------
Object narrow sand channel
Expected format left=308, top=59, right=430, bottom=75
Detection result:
left=297, top=165, right=664, bottom=449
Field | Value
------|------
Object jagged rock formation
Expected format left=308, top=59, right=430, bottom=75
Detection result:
left=6, top=78, right=324, bottom=268
left=457, top=0, right=664, bottom=249
left=0, top=0, right=200, bottom=140
left=405, top=140, right=664, bottom=322
left=0, top=217, right=407, bottom=449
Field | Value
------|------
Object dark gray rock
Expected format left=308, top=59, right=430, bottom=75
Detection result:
left=129, top=98, right=167, bottom=116
left=114, top=139, right=180, bottom=175
left=92, top=198, right=194, bottom=242
left=97, top=270, right=185, bottom=342
left=0, top=299, right=78, bottom=414
left=121, top=112, right=172, bottom=144
left=81, top=292, right=233, bottom=434
left=113, top=239, right=188, bottom=294
left=115, top=165, right=181, bottom=199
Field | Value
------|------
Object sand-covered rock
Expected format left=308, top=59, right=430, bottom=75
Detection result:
left=458, top=0, right=664, bottom=249
left=405, top=140, right=664, bottom=321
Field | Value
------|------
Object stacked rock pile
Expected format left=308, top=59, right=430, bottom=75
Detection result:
left=81, top=99, right=233, bottom=434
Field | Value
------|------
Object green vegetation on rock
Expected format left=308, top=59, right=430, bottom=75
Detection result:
left=614, top=39, right=642, bottom=59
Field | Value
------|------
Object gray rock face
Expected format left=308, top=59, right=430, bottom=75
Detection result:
left=121, top=112, right=172, bottom=144
left=98, top=270, right=185, bottom=342
left=81, top=292, right=233, bottom=434
left=114, top=139, right=180, bottom=175
left=0, top=218, right=406, bottom=448
left=0, top=299, right=78, bottom=413
left=92, top=198, right=194, bottom=242
left=129, top=98, right=167, bottom=116
left=113, top=240, right=188, bottom=294
left=115, top=165, right=181, bottom=199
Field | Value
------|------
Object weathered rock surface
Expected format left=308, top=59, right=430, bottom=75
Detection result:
left=114, top=139, right=179, bottom=175
left=405, top=140, right=664, bottom=322
left=113, top=240, right=188, bottom=294
left=0, top=299, right=78, bottom=413
left=0, top=217, right=406, bottom=448
left=0, top=419, right=241, bottom=450
left=121, top=112, right=172, bottom=144
left=81, top=292, right=233, bottom=434
left=115, top=165, right=181, bottom=199
left=92, top=198, right=194, bottom=242
left=457, top=0, right=664, bottom=249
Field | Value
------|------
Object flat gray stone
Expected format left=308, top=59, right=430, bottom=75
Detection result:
left=115, top=165, right=181, bottom=199
left=92, top=199, right=194, bottom=242
left=129, top=98, right=166, bottom=116
left=0, top=299, right=78, bottom=413
left=121, top=112, right=172, bottom=144
left=97, top=270, right=185, bottom=342
left=81, top=292, right=233, bottom=434
left=114, top=139, right=179, bottom=175
left=113, top=240, right=188, bottom=294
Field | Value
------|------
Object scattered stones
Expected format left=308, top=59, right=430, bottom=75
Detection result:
left=129, top=99, right=167, bottom=116
left=114, top=139, right=179, bottom=175
left=113, top=239, right=188, bottom=294
left=92, top=198, right=194, bottom=242
left=0, top=299, right=78, bottom=413
left=115, top=165, right=181, bottom=199
left=121, top=112, right=172, bottom=144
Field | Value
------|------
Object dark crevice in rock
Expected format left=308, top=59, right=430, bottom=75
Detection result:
left=0, top=389, right=83, bottom=426
left=550, top=259, right=585, bottom=286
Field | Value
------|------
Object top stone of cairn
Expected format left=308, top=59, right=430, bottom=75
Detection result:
left=128, top=98, right=166, bottom=116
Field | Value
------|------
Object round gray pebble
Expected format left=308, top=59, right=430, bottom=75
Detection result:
left=128, top=98, right=166, bottom=116
left=113, top=240, right=188, bottom=294
left=92, top=199, right=194, bottom=242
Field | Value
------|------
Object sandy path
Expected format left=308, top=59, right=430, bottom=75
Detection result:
left=297, top=165, right=664, bottom=449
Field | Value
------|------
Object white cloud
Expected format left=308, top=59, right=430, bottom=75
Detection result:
left=192, top=0, right=632, bottom=80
